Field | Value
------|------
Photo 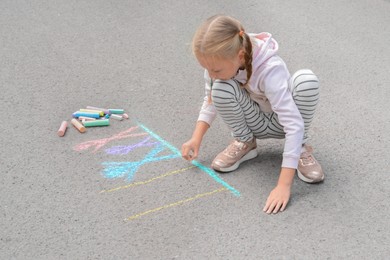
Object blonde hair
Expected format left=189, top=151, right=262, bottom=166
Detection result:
left=192, top=15, right=253, bottom=86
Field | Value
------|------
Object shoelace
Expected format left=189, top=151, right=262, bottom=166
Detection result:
left=300, top=152, right=315, bottom=166
left=225, top=140, right=246, bottom=156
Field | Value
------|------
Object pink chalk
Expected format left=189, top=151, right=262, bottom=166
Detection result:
left=122, top=113, right=129, bottom=119
left=57, top=121, right=68, bottom=137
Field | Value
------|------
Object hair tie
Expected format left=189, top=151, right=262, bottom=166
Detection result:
left=239, top=30, right=245, bottom=37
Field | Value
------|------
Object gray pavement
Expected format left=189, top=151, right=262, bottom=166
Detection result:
left=1, top=0, right=389, bottom=259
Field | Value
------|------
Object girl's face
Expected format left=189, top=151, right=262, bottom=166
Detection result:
left=197, top=51, right=244, bottom=81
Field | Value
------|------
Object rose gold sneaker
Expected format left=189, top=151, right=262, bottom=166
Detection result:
left=211, top=138, right=258, bottom=172
left=297, top=145, right=324, bottom=183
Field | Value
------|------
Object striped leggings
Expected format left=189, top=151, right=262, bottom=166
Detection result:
left=211, top=69, right=319, bottom=143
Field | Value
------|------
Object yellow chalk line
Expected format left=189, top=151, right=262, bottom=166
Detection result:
left=125, top=187, right=227, bottom=221
left=100, top=166, right=196, bottom=193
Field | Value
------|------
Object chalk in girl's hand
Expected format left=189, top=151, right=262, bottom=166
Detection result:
left=57, top=121, right=68, bottom=137
left=71, top=118, right=86, bottom=133
left=122, top=113, right=129, bottom=119
left=108, top=109, right=124, bottom=114
left=110, top=114, right=123, bottom=121
left=83, top=119, right=110, bottom=127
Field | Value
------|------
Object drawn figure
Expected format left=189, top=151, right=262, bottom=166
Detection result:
left=102, top=143, right=181, bottom=181
left=105, top=136, right=159, bottom=155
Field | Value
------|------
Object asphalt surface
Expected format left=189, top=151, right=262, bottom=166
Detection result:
left=1, top=0, right=389, bottom=259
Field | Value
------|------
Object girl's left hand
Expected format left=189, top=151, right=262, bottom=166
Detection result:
left=263, top=184, right=291, bottom=214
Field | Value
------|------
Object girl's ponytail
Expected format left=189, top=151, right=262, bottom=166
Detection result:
left=240, top=31, right=253, bottom=87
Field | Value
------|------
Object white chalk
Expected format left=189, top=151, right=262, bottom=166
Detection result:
left=78, top=116, right=96, bottom=121
left=110, top=114, right=123, bottom=121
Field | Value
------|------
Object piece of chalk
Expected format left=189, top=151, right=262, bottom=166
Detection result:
left=83, top=119, right=110, bottom=127
left=86, top=106, right=110, bottom=115
left=78, top=116, right=96, bottom=121
left=122, top=113, right=129, bottom=119
left=72, top=111, right=100, bottom=119
left=57, top=121, right=68, bottom=137
left=108, top=109, right=124, bottom=114
left=79, top=109, right=104, bottom=116
left=71, top=118, right=86, bottom=133
left=110, top=114, right=123, bottom=121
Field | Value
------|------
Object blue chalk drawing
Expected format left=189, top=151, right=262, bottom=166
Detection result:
left=102, top=143, right=180, bottom=181
left=99, top=122, right=240, bottom=196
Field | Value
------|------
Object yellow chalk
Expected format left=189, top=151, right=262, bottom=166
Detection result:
left=80, top=109, right=104, bottom=116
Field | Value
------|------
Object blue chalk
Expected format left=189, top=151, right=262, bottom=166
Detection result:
left=72, top=111, right=101, bottom=119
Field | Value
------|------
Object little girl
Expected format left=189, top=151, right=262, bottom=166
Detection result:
left=181, top=15, right=324, bottom=214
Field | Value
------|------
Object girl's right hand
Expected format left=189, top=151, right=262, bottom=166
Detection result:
left=181, top=138, right=200, bottom=161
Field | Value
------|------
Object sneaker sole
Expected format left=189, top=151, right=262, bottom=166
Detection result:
left=212, top=149, right=258, bottom=173
left=297, top=169, right=325, bottom=183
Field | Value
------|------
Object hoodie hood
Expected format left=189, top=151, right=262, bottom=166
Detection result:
left=250, top=32, right=279, bottom=68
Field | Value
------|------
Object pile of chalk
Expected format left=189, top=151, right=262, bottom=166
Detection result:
left=57, top=106, right=129, bottom=137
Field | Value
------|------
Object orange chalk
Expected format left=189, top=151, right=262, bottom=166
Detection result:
left=57, top=121, right=68, bottom=137
left=71, top=118, right=86, bottom=133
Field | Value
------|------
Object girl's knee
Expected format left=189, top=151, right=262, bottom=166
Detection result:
left=211, top=79, right=241, bottom=99
left=291, top=69, right=319, bottom=95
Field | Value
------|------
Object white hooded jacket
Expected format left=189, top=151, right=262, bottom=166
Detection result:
left=197, top=32, right=304, bottom=169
